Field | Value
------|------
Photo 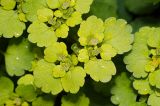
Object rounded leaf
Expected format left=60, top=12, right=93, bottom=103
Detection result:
left=147, top=27, right=160, bottom=48
left=37, top=8, right=53, bottom=22
left=78, top=16, right=104, bottom=46
left=61, top=66, right=86, bottom=93
left=33, top=59, right=63, bottom=95
left=133, top=79, right=152, bottom=95
left=100, top=44, right=117, bottom=60
left=0, top=77, right=14, bottom=105
left=148, top=93, right=160, bottom=106
left=75, top=0, right=93, bottom=14
left=85, top=59, right=116, bottom=82
left=22, top=0, right=47, bottom=22
left=66, top=12, right=82, bottom=27
left=28, top=21, right=57, bottom=47
left=111, top=72, right=140, bottom=106
left=78, top=49, right=89, bottom=62
left=5, top=38, right=35, bottom=76
left=16, top=85, right=37, bottom=102
left=46, top=0, right=65, bottom=9
left=103, top=17, right=133, bottom=54
left=0, top=8, right=25, bottom=38
left=1, top=0, right=16, bottom=10
left=124, top=27, right=151, bottom=78
left=44, top=42, right=68, bottom=62
left=18, top=74, right=34, bottom=85
left=55, top=24, right=69, bottom=38
left=149, top=70, right=160, bottom=89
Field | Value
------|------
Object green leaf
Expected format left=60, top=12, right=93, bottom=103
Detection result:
left=1, top=0, right=16, bottom=10
left=71, top=54, right=78, bottom=66
left=78, top=49, right=89, bottom=62
left=89, top=0, right=117, bottom=20
left=33, top=59, right=63, bottom=95
left=0, top=77, right=14, bottom=105
left=84, top=59, right=116, bottom=82
left=147, top=27, right=160, bottom=48
left=37, top=8, right=53, bottom=22
left=78, top=16, right=104, bottom=46
left=124, top=27, right=151, bottom=78
left=61, top=66, right=86, bottom=93
left=16, top=85, right=37, bottom=102
left=100, top=44, right=117, bottom=60
left=32, top=95, right=55, bottom=106
left=21, top=102, right=29, bottom=106
left=5, top=38, right=35, bottom=76
left=55, top=24, right=69, bottom=38
left=66, top=12, right=82, bottom=27
left=149, top=70, right=160, bottom=89
left=54, top=10, right=63, bottom=17
left=111, top=72, right=146, bottom=106
left=22, top=0, right=47, bottom=22
left=28, top=21, right=57, bottom=47
left=148, top=93, right=160, bottom=106
left=0, top=8, right=25, bottom=38
left=17, top=74, right=34, bottom=85
left=133, top=79, right=152, bottom=95
left=44, top=42, right=68, bottom=62
left=52, top=65, right=66, bottom=78
left=46, top=0, right=65, bottom=9
left=75, top=0, right=93, bottom=14
left=4, top=100, right=15, bottom=106
left=124, top=52, right=149, bottom=78
left=103, top=17, right=133, bottom=54
left=61, top=93, right=90, bottom=106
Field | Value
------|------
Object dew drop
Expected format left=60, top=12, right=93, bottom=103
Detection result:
left=16, top=57, right=20, bottom=60
left=14, top=32, right=20, bottom=36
